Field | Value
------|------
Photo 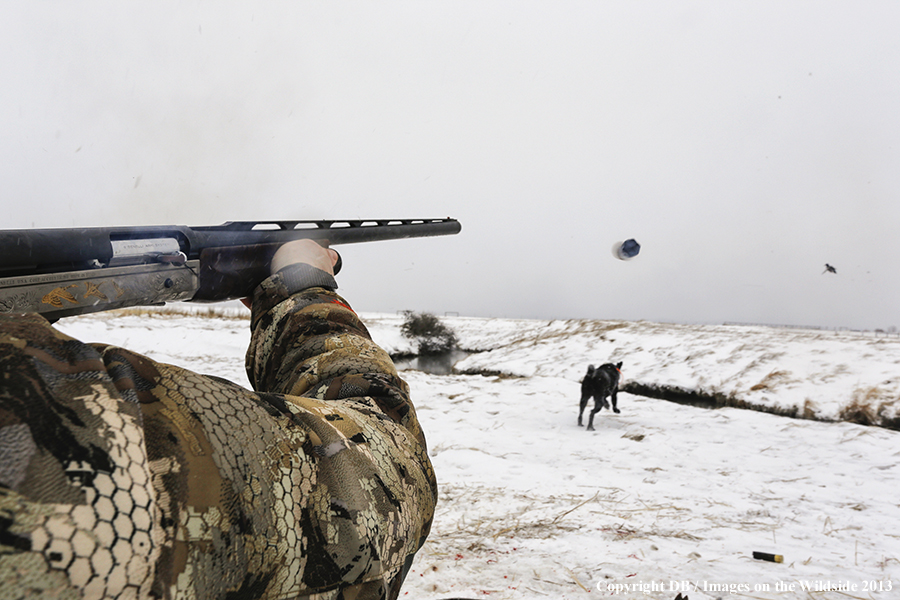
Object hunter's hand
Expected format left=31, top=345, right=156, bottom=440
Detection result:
left=241, top=240, right=339, bottom=309
left=271, top=239, right=340, bottom=276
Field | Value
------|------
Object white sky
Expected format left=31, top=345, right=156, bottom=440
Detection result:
left=2, top=2, right=898, bottom=329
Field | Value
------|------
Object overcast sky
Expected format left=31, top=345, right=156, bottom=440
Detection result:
left=2, top=2, right=898, bottom=330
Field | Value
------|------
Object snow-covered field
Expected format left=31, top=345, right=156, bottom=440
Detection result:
left=56, top=308, right=900, bottom=600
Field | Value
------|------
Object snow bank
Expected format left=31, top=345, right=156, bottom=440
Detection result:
left=361, top=314, right=900, bottom=429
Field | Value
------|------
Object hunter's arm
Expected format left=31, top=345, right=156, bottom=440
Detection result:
left=245, top=271, right=429, bottom=447
left=243, top=262, right=437, bottom=596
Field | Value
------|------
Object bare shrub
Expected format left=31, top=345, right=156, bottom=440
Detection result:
left=401, top=311, right=458, bottom=355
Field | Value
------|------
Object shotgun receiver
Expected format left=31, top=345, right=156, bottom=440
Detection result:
left=0, top=218, right=461, bottom=321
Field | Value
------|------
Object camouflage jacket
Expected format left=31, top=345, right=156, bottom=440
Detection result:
left=0, top=273, right=437, bottom=600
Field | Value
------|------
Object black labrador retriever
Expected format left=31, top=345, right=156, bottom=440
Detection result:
left=578, top=361, right=622, bottom=430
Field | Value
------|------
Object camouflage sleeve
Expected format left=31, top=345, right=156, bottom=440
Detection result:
left=246, top=269, right=431, bottom=448
left=244, top=273, right=438, bottom=596
left=0, top=275, right=436, bottom=600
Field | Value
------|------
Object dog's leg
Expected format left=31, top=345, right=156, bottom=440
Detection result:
left=611, top=388, right=620, bottom=414
left=578, top=393, right=589, bottom=426
left=587, top=405, right=600, bottom=431
left=600, top=392, right=610, bottom=410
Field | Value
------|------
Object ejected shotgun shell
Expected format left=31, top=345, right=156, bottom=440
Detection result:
left=752, top=551, right=783, bottom=563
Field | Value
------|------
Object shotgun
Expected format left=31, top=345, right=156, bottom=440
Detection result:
left=0, top=218, right=461, bottom=320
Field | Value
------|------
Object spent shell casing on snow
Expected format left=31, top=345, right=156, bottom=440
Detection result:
left=752, top=551, right=784, bottom=563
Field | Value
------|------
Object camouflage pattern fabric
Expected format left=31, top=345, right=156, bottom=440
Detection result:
left=0, top=279, right=437, bottom=600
